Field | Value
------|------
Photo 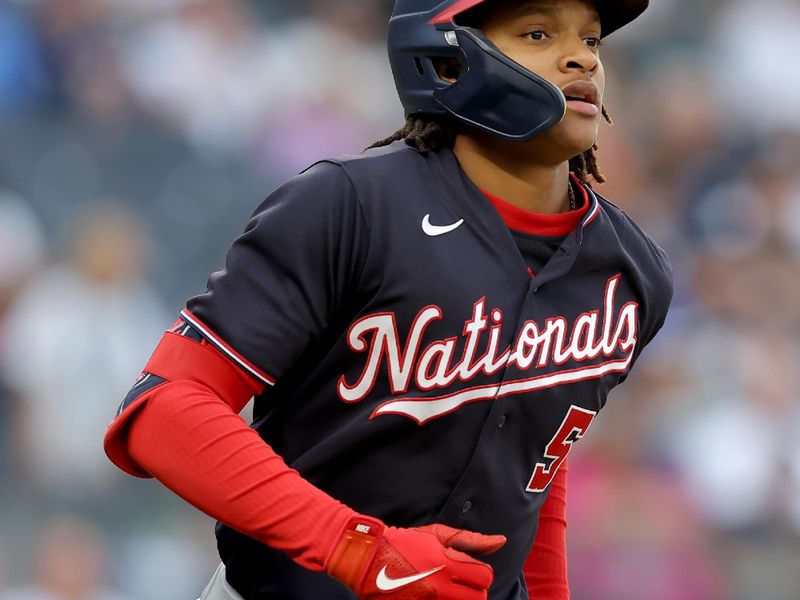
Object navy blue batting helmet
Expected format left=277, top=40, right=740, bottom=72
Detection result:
left=388, top=0, right=649, bottom=141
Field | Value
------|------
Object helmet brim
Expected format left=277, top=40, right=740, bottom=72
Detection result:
left=596, top=0, right=649, bottom=37
left=432, top=0, right=649, bottom=38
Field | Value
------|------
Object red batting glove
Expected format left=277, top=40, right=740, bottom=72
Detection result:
left=326, top=517, right=506, bottom=600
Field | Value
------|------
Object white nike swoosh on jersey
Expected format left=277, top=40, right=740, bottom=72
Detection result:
left=375, top=565, right=445, bottom=592
left=422, top=214, right=464, bottom=236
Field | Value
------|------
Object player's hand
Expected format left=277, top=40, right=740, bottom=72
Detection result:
left=326, top=517, right=506, bottom=599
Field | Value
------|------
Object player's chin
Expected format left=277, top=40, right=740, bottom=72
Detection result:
left=558, top=114, right=600, bottom=154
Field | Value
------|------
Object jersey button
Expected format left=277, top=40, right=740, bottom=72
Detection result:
left=497, top=415, right=507, bottom=429
left=461, top=500, right=472, bottom=514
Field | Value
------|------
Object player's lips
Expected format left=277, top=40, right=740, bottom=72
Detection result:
left=561, top=81, right=600, bottom=116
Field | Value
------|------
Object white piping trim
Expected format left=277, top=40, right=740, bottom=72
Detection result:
left=582, top=189, right=600, bottom=227
left=132, top=373, right=152, bottom=389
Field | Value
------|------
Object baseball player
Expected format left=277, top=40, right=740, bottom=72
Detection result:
left=104, top=0, right=672, bottom=598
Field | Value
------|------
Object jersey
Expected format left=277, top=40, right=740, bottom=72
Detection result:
left=181, top=141, right=673, bottom=599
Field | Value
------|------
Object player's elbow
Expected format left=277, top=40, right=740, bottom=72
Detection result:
left=104, top=373, right=169, bottom=478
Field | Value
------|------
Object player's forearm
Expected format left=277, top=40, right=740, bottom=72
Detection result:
left=125, top=380, right=356, bottom=571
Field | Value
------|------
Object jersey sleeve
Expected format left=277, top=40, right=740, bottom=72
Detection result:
left=186, top=161, right=370, bottom=385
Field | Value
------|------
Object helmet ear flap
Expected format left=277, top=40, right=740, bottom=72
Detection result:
left=432, top=28, right=566, bottom=141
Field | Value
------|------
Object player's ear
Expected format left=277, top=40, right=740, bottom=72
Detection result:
left=433, top=57, right=462, bottom=83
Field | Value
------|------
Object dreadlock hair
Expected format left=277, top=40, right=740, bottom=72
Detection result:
left=368, top=106, right=613, bottom=186
left=368, top=116, right=457, bottom=155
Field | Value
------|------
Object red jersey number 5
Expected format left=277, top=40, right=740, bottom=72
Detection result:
left=526, top=405, right=597, bottom=493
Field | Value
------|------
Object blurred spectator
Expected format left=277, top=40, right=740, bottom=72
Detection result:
left=0, top=190, right=45, bottom=316
left=0, top=206, right=167, bottom=501
left=672, top=327, right=800, bottom=532
left=115, top=522, right=220, bottom=600
left=0, top=192, right=46, bottom=485
left=568, top=456, right=725, bottom=600
left=0, top=515, right=136, bottom=600
left=711, top=0, right=800, bottom=134
left=254, top=0, right=401, bottom=175
left=686, top=142, right=800, bottom=264
left=0, top=4, right=50, bottom=115
left=121, top=0, right=281, bottom=153
left=121, top=0, right=400, bottom=172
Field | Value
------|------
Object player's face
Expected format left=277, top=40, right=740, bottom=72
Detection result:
left=478, top=0, right=606, bottom=157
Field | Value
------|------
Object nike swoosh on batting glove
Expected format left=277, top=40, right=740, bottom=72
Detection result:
left=325, top=517, right=506, bottom=600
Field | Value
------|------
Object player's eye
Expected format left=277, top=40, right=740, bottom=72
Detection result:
left=584, top=37, right=602, bottom=49
left=526, top=30, right=549, bottom=41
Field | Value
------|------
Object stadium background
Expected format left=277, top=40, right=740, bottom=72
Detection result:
left=0, top=0, right=799, bottom=598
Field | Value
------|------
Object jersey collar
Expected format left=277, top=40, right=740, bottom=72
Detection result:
left=481, top=174, right=592, bottom=237
left=423, top=146, right=603, bottom=287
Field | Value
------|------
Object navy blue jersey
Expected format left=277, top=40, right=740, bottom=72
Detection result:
left=184, top=141, right=672, bottom=599
left=510, top=229, right=567, bottom=275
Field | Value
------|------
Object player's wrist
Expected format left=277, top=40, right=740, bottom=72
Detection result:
left=325, top=515, right=386, bottom=590
left=325, top=519, right=505, bottom=599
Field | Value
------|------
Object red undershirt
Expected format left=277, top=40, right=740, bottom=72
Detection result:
left=482, top=173, right=590, bottom=238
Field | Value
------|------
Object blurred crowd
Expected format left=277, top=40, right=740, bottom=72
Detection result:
left=0, top=0, right=798, bottom=598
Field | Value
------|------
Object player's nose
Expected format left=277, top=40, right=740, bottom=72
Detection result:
left=558, top=37, right=600, bottom=74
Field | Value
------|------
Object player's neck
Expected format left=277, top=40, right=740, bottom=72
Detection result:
left=453, top=134, right=571, bottom=215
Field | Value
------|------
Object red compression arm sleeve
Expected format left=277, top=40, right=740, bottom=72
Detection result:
left=125, top=380, right=356, bottom=571
left=523, top=459, right=569, bottom=599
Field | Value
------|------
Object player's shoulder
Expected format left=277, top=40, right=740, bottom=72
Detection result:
left=283, top=141, right=436, bottom=219
left=315, top=140, right=430, bottom=189
left=322, top=139, right=426, bottom=170
left=249, top=141, right=434, bottom=238
left=594, top=191, right=673, bottom=294
left=280, top=140, right=427, bottom=193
